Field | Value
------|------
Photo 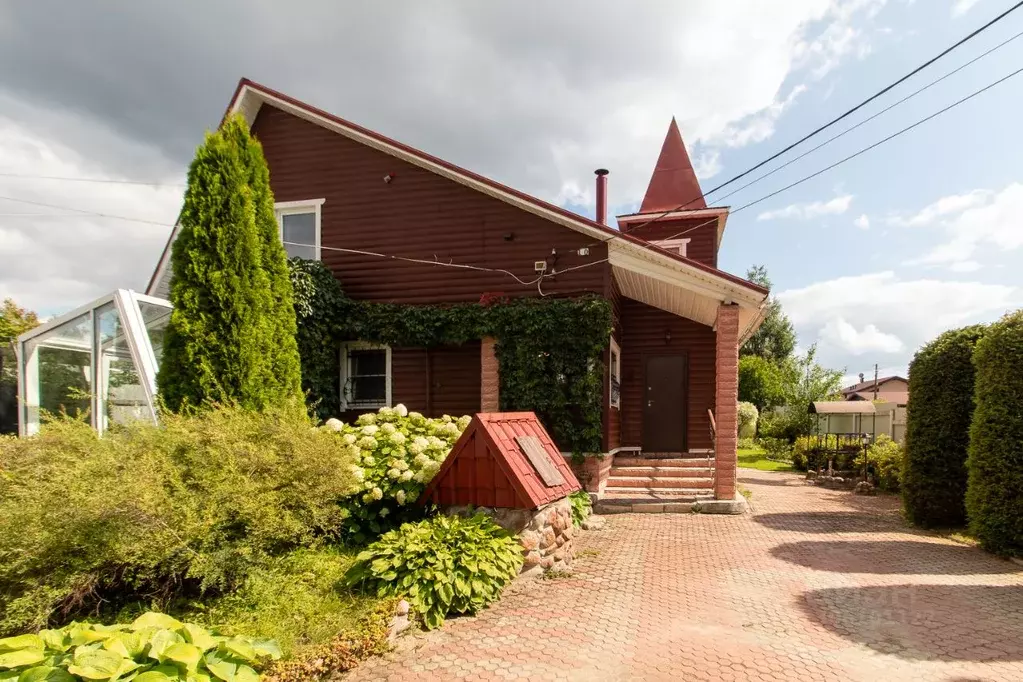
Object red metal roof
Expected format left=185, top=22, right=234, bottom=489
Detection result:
left=640, top=118, right=707, bottom=213
left=420, top=412, right=581, bottom=510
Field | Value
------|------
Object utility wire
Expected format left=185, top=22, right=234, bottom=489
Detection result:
left=585, top=0, right=1023, bottom=244
left=0, top=172, right=185, bottom=187
left=0, top=194, right=175, bottom=227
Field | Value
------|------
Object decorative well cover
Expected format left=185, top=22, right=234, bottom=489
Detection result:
left=419, top=412, right=582, bottom=510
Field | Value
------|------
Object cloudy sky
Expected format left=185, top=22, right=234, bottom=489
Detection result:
left=1, top=0, right=1021, bottom=383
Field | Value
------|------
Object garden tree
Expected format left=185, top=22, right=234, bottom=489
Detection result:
left=158, top=114, right=303, bottom=412
left=1, top=298, right=39, bottom=382
left=738, top=355, right=787, bottom=412
left=902, top=324, right=986, bottom=528
left=966, top=310, right=1023, bottom=554
left=741, top=265, right=796, bottom=362
left=758, top=345, right=844, bottom=440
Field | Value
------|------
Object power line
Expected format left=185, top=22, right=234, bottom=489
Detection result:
left=0, top=195, right=175, bottom=227
left=589, top=0, right=1023, bottom=243
left=0, top=172, right=185, bottom=187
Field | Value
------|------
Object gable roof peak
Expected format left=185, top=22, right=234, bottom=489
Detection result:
left=639, top=117, right=707, bottom=214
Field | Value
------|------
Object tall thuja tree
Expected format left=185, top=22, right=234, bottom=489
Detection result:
left=741, top=265, right=796, bottom=362
left=158, top=115, right=302, bottom=411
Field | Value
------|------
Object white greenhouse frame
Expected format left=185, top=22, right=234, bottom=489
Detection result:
left=15, top=289, right=172, bottom=436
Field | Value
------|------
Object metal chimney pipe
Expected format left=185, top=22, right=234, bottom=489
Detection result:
left=594, top=169, right=609, bottom=225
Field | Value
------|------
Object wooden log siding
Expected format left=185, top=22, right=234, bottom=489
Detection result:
left=619, top=297, right=716, bottom=452
left=621, top=216, right=718, bottom=268
left=250, top=105, right=609, bottom=304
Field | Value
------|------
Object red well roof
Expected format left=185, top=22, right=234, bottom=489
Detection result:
left=420, top=412, right=581, bottom=510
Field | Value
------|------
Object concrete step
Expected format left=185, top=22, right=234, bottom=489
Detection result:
left=607, top=476, right=714, bottom=489
left=613, top=457, right=713, bottom=468
left=610, top=466, right=712, bottom=478
left=595, top=489, right=715, bottom=514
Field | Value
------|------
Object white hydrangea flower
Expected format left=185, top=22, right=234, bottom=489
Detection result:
left=362, top=455, right=376, bottom=467
left=427, top=436, right=445, bottom=450
left=395, top=459, right=409, bottom=471
left=413, top=437, right=430, bottom=449
left=379, top=507, right=390, bottom=517
left=387, top=467, right=401, bottom=479
left=400, top=470, right=414, bottom=482
left=357, top=413, right=377, bottom=426
left=413, top=454, right=431, bottom=468
left=342, top=433, right=358, bottom=445
left=362, top=493, right=373, bottom=504
left=442, top=423, right=459, bottom=438
left=380, top=422, right=397, bottom=435
left=344, top=445, right=361, bottom=458
left=395, top=490, right=407, bottom=505
left=456, top=415, right=471, bottom=430
left=351, top=466, right=365, bottom=482
left=390, top=431, right=407, bottom=446
left=394, top=403, right=409, bottom=417
left=361, top=424, right=379, bottom=436
left=378, top=406, right=393, bottom=417
left=441, top=415, right=452, bottom=423
left=357, top=436, right=378, bottom=450
left=371, top=487, right=384, bottom=501
left=325, top=418, right=345, bottom=432
left=408, top=442, right=424, bottom=456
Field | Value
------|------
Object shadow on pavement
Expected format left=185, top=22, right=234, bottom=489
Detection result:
left=754, top=511, right=902, bottom=534
left=772, top=540, right=1020, bottom=575
left=802, top=584, right=1023, bottom=661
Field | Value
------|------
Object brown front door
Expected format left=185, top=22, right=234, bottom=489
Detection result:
left=643, top=355, right=687, bottom=452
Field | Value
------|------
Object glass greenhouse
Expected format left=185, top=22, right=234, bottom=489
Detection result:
left=15, top=290, right=171, bottom=436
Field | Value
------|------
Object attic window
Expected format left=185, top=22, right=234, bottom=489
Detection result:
left=275, top=199, right=324, bottom=260
left=653, top=237, right=691, bottom=258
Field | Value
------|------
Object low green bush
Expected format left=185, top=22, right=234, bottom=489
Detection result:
left=568, top=490, right=592, bottom=528
left=344, top=514, right=523, bottom=630
left=856, top=435, right=902, bottom=492
left=966, top=310, right=1023, bottom=555
left=0, top=611, right=279, bottom=682
left=0, top=406, right=356, bottom=634
left=759, top=437, right=792, bottom=461
left=325, top=406, right=470, bottom=542
left=737, top=402, right=758, bottom=439
left=737, top=437, right=757, bottom=450
left=792, top=434, right=860, bottom=472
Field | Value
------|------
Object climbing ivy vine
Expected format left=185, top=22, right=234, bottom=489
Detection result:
left=287, top=260, right=611, bottom=454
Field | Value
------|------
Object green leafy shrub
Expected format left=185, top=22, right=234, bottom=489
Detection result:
left=0, top=611, right=280, bottom=681
left=966, top=311, right=1023, bottom=555
left=759, top=437, right=791, bottom=461
left=856, top=435, right=902, bottom=492
left=326, top=405, right=469, bottom=542
left=791, top=434, right=860, bottom=472
left=737, top=402, right=758, bottom=439
left=737, top=437, right=757, bottom=450
left=159, top=115, right=302, bottom=413
left=903, top=325, right=987, bottom=528
left=0, top=406, right=356, bottom=634
left=343, top=514, right=523, bottom=630
left=568, top=490, right=592, bottom=528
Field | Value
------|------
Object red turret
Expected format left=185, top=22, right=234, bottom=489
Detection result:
left=639, top=117, right=706, bottom=213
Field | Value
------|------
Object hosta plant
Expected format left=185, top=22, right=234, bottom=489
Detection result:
left=343, top=514, right=523, bottom=630
left=568, top=490, right=592, bottom=528
left=325, top=405, right=470, bottom=541
left=0, top=612, right=280, bottom=682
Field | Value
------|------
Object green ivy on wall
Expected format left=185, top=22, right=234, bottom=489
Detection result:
left=288, top=260, right=612, bottom=454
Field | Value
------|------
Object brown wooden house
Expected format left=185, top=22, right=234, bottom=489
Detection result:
left=148, top=79, right=768, bottom=502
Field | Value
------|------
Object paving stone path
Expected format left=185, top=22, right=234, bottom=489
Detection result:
left=346, top=469, right=1023, bottom=681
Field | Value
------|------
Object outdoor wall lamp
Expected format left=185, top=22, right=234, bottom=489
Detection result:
left=665, top=329, right=672, bottom=344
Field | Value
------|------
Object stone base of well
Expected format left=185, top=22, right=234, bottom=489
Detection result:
left=445, top=497, right=575, bottom=576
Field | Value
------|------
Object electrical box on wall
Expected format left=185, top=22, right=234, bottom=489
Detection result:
left=534, top=261, right=548, bottom=273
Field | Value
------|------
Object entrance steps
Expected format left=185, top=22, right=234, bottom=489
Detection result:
left=596, top=454, right=716, bottom=514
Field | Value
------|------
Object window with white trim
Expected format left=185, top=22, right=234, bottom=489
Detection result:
left=275, top=199, right=324, bottom=260
left=609, top=337, right=621, bottom=409
left=340, top=342, right=391, bottom=409
left=653, top=237, right=691, bottom=257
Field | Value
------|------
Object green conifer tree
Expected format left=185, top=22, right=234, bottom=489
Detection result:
left=158, top=115, right=302, bottom=412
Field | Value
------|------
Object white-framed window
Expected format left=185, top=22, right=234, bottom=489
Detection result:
left=275, top=198, right=324, bottom=261
left=653, top=237, right=691, bottom=257
left=340, top=342, right=391, bottom=410
left=609, top=336, right=621, bottom=409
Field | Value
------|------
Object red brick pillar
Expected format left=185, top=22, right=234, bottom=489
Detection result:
left=481, top=337, right=500, bottom=412
left=714, top=305, right=740, bottom=500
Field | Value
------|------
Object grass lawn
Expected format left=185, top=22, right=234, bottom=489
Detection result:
left=738, top=447, right=794, bottom=472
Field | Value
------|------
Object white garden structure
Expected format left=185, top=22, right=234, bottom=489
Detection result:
left=15, top=290, right=171, bottom=436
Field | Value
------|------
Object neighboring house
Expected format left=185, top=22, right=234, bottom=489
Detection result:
left=841, top=375, right=909, bottom=406
left=147, top=79, right=769, bottom=502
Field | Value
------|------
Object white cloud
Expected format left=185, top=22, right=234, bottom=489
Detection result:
left=904, top=184, right=1023, bottom=266
left=949, top=260, right=982, bottom=273
left=692, top=150, right=723, bottom=180
left=757, top=194, right=853, bottom=220
left=819, top=317, right=904, bottom=355
left=854, top=214, right=870, bottom=229
left=952, top=0, right=982, bottom=17
left=705, top=85, right=808, bottom=149
left=793, top=0, right=887, bottom=78
left=888, top=189, right=992, bottom=227
left=778, top=271, right=1020, bottom=371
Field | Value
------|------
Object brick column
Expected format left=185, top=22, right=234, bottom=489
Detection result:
left=481, top=336, right=500, bottom=412
left=714, top=305, right=740, bottom=500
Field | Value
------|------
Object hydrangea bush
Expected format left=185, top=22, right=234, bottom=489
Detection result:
left=325, top=405, right=471, bottom=542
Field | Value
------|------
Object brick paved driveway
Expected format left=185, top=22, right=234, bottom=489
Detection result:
left=347, top=469, right=1023, bottom=681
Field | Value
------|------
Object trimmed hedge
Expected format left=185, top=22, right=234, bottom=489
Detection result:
left=966, top=310, right=1023, bottom=555
left=902, top=324, right=986, bottom=528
